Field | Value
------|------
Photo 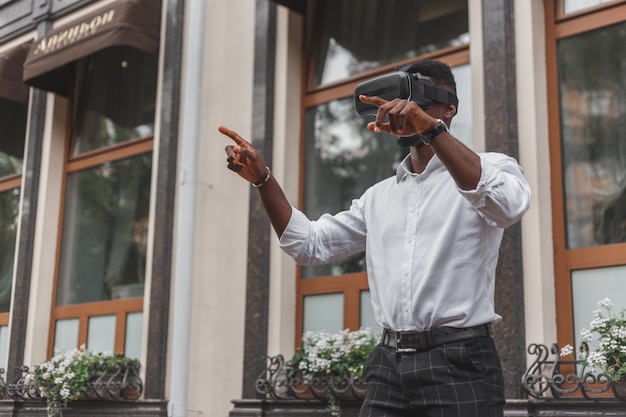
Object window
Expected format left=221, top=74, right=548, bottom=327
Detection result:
left=558, top=0, right=624, bottom=18
left=0, top=43, right=30, bottom=367
left=297, top=0, right=472, bottom=340
left=545, top=1, right=626, bottom=349
left=50, top=46, right=157, bottom=358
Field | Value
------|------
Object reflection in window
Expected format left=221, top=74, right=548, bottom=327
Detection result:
left=0, top=189, right=19, bottom=312
left=302, top=97, right=404, bottom=278
left=54, top=318, right=80, bottom=354
left=72, top=46, right=157, bottom=155
left=56, top=154, right=152, bottom=306
left=0, top=98, right=27, bottom=177
left=558, top=22, right=626, bottom=249
left=360, top=290, right=380, bottom=333
left=125, top=312, right=143, bottom=360
left=87, top=315, right=116, bottom=353
left=571, top=266, right=626, bottom=355
left=303, top=293, right=344, bottom=333
left=308, top=0, right=469, bottom=86
left=563, top=0, right=615, bottom=14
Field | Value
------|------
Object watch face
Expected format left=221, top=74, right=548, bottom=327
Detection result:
left=421, top=120, right=447, bottom=145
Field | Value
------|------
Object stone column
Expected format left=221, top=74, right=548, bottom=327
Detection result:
left=482, top=0, right=527, bottom=399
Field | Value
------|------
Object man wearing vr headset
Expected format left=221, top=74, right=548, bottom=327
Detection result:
left=219, top=59, right=530, bottom=417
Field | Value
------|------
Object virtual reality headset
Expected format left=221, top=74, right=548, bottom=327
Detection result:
left=354, top=71, right=459, bottom=116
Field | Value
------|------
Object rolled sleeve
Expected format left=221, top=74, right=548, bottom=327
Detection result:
left=277, top=207, right=312, bottom=259
left=459, top=153, right=531, bottom=228
left=277, top=201, right=367, bottom=265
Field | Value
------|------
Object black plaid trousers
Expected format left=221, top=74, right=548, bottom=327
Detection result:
left=359, top=336, right=505, bottom=417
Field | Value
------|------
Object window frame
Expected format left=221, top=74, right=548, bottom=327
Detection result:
left=48, top=51, right=156, bottom=358
left=544, top=0, right=626, bottom=349
left=0, top=95, right=29, bottom=335
left=296, top=2, right=471, bottom=343
left=0, top=175, right=21, bottom=331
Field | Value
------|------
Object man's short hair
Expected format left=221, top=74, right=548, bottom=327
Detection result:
left=398, top=59, right=457, bottom=95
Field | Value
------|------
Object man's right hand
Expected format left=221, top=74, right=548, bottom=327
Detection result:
left=218, top=126, right=293, bottom=237
left=219, top=126, right=269, bottom=185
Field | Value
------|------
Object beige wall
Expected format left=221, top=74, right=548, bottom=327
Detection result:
left=514, top=0, right=557, bottom=353
left=185, top=0, right=256, bottom=416
left=267, top=6, right=302, bottom=360
left=23, top=94, right=67, bottom=366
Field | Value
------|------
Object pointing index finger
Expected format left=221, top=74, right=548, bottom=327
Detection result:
left=359, top=95, right=387, bottom=106
left=218, top=126, right=249, bottom=146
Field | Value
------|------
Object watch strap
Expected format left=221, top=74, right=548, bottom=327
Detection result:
left=421, top=119, right=449, bottom=145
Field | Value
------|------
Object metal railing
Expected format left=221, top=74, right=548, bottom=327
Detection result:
left=258, top=346, right=626, bottom=404
left=522, top=343, right=626, bottom=400
left=0, top=362, right=143, bottom=402
left=255, top=355, right=367, bottom=401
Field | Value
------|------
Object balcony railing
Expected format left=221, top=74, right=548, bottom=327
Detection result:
left=0, top=362, right=143, bottom=402
left=255, top=354, right=367, bottom=402
left=522, top=343, right=626, bottom=400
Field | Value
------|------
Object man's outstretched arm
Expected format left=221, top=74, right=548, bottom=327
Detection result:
left=218, top=126, right=292, bottom=237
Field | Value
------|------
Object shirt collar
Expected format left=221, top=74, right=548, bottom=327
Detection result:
left=395, top=154, right=444, bottom=183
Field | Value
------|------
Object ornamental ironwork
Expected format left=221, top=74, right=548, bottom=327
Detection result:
left=522, top=343, right=626, bottom=400
left=0, top=362, right=143, bottom=401
left=255, top=355, right=367, bottom=401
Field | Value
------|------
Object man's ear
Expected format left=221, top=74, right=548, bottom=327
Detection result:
left=444, top=103, right=456, bottom=118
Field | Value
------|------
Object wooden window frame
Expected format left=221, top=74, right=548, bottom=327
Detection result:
left=545, top=1, right=626, bottom=348
left=297, top=3, right=471, bottom=345
left=47, top=298, right=143, bottom=357
left=48, top=99, right=154, bottom=357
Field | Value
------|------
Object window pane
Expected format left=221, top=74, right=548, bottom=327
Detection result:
left=450, top=64, right=473, bottom=148
left=0, top=98, right=27, bottom=177
left=0, top=325, right=8, bottom=369
left=302, top=98, right=404, bottom=278
left=571, top=266, right=626, bottom=351
left=125, top=312, right=143, bottom=360
left=56, top=153, right=152, bottom=306
left=0, top=188, right=19, bottom=312
left=359, top=290, right=381, bottom=334
left=308, top=0, right=469, bottom=86
left=73, top=46, right=158, bottom=155
left=54, top=318, right=80, bottom=354
left=87, top=315, right=116, bottom=353
left=563, top=0, right=616, bottom=14
left=558, top=22, right=626, bottom=249
left=303, top=293, right=343, bottom=333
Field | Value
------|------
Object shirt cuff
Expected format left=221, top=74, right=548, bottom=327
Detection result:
left=457, top=156, right=497, bottom=209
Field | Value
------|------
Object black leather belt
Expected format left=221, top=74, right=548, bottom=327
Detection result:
left=382, top=324, right=492, bottom=353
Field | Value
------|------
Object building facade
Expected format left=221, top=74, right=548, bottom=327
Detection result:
left=0, top=0, right=624, bottom=416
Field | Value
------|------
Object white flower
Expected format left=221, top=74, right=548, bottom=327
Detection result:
left=598, top=298, right=614, bottom=309
left=580, top=328, right=593, bottom=342
left=59, top=387, right=71, bottom=399
left=560, top=344, right=574, bottom=357
left=587, top=351, right=607, bottom=366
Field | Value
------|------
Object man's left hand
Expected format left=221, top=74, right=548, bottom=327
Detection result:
left=358, top=95, right=438, bottom=136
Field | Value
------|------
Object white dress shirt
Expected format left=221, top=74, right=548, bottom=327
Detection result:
left=278, top=153, right=531, bottom=331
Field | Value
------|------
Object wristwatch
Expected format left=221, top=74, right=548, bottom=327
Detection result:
left=421, top=118, right=449, bottom=145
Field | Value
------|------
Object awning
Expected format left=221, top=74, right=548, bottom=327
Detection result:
left=23, top=0, right=161, bottom=96
left=0, top=43, right=31, bottom=104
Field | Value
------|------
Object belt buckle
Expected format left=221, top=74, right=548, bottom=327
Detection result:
left=394, top=330, right=433, bottom=353
left=395, top=331, right=418, bottom=353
